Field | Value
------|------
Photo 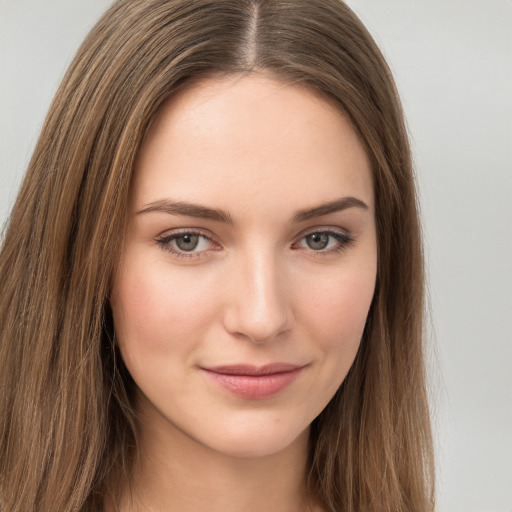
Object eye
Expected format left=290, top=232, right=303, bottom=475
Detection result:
left=304, top=232, right=331, bottom=250
left=173, top=233, right=203, bottom=252
left=295, top=230, right=353, bottom=253
left=156, top=231, right=216, bottom=257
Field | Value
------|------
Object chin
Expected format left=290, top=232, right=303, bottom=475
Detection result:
left=199, top=420, right=311, bottom=460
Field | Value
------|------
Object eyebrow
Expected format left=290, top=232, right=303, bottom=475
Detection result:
left=137, top=196, right=368, bottom=223
left=137, top=200, right=234, bottom=223
left=292, top=196, right=369, bottom=222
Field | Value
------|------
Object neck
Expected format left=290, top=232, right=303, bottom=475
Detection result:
left=112, top=394, right=316, bottom=512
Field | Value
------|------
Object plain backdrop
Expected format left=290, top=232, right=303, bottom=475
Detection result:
left=1, top=1, right=511, bottom=511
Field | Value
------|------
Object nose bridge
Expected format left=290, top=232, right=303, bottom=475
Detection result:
left=223, top=243, right=292, bottom=343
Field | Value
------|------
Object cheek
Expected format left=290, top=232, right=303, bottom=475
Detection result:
left=287, top=260, right=376, bottom=420
left=300, top=261, right=376, bottom=364
left=110, top=260, right=220, bottom=366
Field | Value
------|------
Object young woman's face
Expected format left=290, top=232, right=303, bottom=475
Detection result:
left=111, top=74, right=377, bottom=458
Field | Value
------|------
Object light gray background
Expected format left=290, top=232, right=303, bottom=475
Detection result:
left=1, top=1, right=511, bottom=510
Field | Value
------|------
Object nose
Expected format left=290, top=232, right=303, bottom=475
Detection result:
left=222, top=249, right=294, bottom=343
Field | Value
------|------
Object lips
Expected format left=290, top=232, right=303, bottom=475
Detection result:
left=201, top=363, right=305, bottom=399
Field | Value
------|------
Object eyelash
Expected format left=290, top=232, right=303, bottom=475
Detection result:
left=292, top=230, right=354, bottom=256
left=155, top=229, right=354, bottom=259
left=155, top=230, right=219, bottom=260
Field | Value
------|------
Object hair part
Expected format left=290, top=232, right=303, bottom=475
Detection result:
left=0, top=1, right=434, bottom=511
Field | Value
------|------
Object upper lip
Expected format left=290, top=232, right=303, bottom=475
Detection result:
left=202, top=363, right=304, bottom=376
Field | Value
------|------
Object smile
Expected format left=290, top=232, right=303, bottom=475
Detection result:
left=201, top=363, right=305, bottom=399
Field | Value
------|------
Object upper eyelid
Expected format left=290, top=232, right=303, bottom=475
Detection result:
left=155, top=228, right=216, bottom=244
left=155, top=226, right=352, bottom=246
left=157, top=227, right=215, bottom=240
left=293, top=229, right=352, bottom=245
left=156, top=231, right=216, bottom=258
left=295, top=226, right=351, bottom=239
left=156, top=225, right=349, bottom=237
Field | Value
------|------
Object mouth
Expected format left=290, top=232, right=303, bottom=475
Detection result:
left=200, top=363, right=305, bottom=399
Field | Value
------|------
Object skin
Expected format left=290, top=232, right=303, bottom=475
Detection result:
left=110, top=73, right=377, bottom=512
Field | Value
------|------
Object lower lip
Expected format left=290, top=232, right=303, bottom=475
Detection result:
left=202, top=368, right=303, bottom=399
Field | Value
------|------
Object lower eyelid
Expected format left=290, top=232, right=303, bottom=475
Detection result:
left=301, top=230, right=352, bottom=242
left=293, top=230, right=354, bottom=252
left=156, top=229, right=353, bottom=255
left=156, top=231, right=216, bottom=254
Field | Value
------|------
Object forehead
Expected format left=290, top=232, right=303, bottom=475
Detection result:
left=133, top=73, right=373, bottom=218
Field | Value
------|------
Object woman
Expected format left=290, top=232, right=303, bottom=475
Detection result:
left=0, top=1, right=434, bottom=511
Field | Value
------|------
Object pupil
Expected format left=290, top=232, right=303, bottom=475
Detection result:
left=176, top=234, right=199, bottom=251
left=307, top=232, right=329, bottom=250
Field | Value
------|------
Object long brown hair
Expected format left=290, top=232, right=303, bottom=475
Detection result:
left=0, top=1, right=434, bottom=510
